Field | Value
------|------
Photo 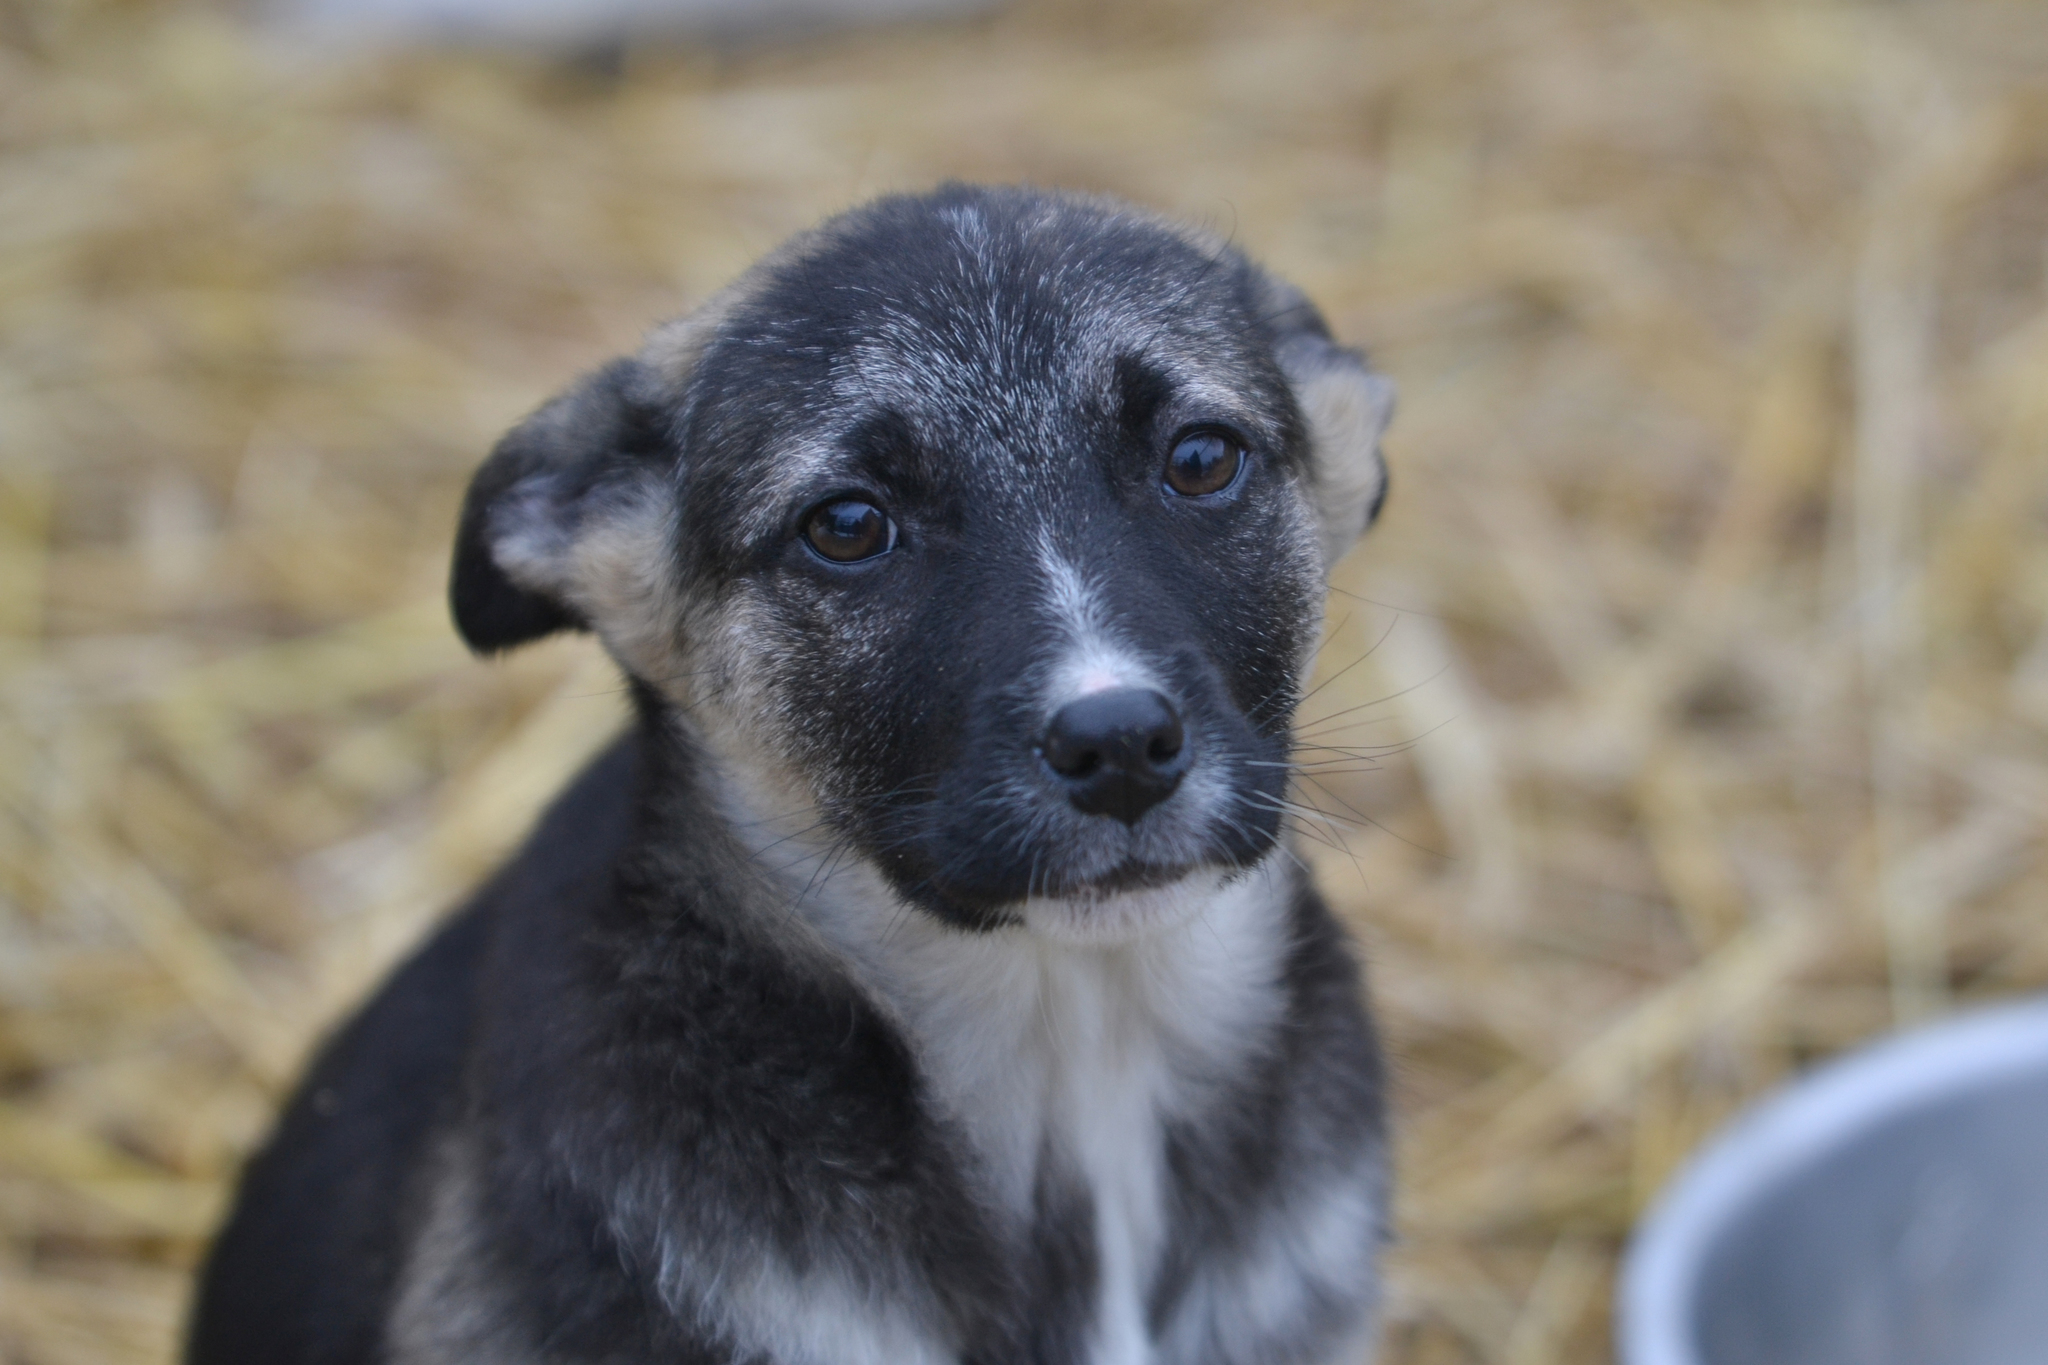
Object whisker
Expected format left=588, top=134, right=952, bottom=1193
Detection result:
left=1292, top=670, right=1446, bottom=740
left=1294, top=614, right=1399, bottom=710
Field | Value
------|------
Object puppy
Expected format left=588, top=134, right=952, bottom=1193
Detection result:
left=188, top=184, right=1396, bottom=1365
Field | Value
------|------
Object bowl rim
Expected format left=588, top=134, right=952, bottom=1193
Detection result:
left=1617, top=993, right=2048, bottom=1365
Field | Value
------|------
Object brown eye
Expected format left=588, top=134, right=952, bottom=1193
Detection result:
left=803, top=499, right=896, bottom=563
left=1164, top=430, right=1246, bottom=497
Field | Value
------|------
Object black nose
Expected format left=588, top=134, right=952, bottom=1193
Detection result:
left=1039, top=687, right=1188, bottom=825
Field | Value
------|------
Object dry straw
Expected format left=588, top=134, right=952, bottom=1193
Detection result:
left=3, top=0, right=2046, bottom=1361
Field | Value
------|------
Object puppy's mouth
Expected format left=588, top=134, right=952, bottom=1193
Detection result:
left=1038, top=858, right=1195, bottom=901
left=1016, top=860, right=1246, bottom=944
left=889, top=819, right=1253, bottom=929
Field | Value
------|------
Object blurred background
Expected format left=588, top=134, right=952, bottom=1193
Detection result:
left=2, top=0, right=2045, bottom=1361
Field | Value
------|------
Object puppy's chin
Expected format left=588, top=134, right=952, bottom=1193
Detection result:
left=1017, top=868, right=1232, bottom=946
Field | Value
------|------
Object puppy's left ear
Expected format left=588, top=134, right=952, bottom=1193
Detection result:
left=1263, top=280, right=1395, bottom=570
left=450, top=356, right=680, bottom=661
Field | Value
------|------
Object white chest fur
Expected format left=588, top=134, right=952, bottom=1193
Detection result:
left=801, top=859, right=1296, bottom=1365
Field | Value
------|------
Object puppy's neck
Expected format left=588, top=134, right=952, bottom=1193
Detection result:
left=677, top=703, right=1297, bottom=1170
left=663, top=703, right=1302, bottom=1362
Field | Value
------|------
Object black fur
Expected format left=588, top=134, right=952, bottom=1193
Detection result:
left=190, top=186, right=1392, bottom=1365
left=188, top=741, right=636, bottom=1362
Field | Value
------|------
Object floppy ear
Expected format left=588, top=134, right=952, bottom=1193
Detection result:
left=1262, top=281, right=1395, bottom=570
left=449, top=356, right=680, bottom=658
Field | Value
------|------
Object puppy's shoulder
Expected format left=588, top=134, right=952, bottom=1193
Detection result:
left=186, top=737, right=647, bottom=1365
left=186, top=895, right=493, bottom=1362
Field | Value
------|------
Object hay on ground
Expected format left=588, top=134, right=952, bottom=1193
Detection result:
left=2, top=1, right=2046, bottom=1360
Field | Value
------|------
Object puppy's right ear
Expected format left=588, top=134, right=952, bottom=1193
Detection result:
left=1254, top=273, right=1396, bottom=571
left=450, top=357, right=678, bottom=655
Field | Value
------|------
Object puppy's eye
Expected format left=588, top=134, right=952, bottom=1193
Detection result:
left=803, top=499, right=897, bottom=563
left=1164, top=429, right=1246, bottom=498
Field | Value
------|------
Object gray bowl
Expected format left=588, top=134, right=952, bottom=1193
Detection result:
left=1619, top=997, right=2048, bottom=1365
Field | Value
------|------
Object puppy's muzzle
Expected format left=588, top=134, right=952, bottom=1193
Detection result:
left=1039, top=687, right=1188, bottom=826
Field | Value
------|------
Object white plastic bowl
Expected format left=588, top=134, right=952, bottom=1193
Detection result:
left=270, top=0, right=998, bottom=49
left=1619, top=996, right=2048, bottom=1365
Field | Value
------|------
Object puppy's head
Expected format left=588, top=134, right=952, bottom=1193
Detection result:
left=452, top=186, right=1392, bottom=938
